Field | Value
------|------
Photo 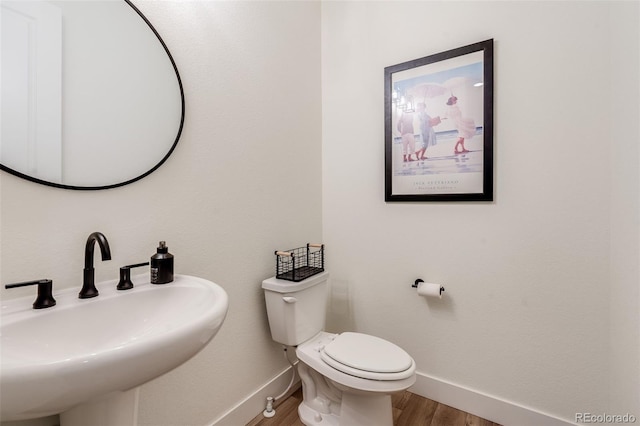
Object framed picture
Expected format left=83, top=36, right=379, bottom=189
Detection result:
left=384, top=39, right=493, bottom=202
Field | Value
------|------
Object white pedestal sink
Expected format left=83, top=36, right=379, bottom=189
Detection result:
left=1, top=274, right=228, bottom=421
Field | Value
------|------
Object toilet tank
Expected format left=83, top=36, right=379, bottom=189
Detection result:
left=262, top=271, right=329, bottom=346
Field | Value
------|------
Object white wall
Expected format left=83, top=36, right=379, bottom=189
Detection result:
left=0, top=1, right=321, bottom=425
left=322, top=1, right=639, bottom=424
left=608, top=2, right=640, bottom=418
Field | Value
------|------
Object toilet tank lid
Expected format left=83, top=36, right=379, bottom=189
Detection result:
left=262, top=271, right=330, bottom=293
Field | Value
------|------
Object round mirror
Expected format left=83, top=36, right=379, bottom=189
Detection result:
left=0, top=0, right=184, bottom=190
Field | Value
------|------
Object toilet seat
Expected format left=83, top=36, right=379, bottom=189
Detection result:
left=320, top=332, right=415, bottom=381
left=296, top=332, right=416, bottom=393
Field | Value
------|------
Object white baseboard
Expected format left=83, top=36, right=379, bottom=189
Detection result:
left=208, top=368, right=576, bottom=426
left=409, top=371, right=577, bottom=426
left=209, top=366, right=300, bottom=426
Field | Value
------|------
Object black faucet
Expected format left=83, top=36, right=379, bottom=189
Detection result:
left=117, top=262, right=149, bottom=290
left=5, top=279, right=56, bottom=309
left=79, top=232, right=112, bottom=299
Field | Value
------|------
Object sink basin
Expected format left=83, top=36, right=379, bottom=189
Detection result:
left=1, top=274, right=228, bottom=421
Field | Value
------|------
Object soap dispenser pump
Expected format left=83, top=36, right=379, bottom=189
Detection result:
left=151, top=241, right=174, bottom=284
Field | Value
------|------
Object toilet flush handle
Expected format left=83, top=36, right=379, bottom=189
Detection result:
left=282, top=296, right=297, bottom=304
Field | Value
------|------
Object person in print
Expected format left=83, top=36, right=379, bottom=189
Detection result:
left=415, top=102, right=441, bottom=160
left=446, top=95, right=475, bottom=154
left=397, top=110, right=418, bottom=162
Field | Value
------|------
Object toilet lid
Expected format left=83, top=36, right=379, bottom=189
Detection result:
left=320, top=332, right=414, bottom=380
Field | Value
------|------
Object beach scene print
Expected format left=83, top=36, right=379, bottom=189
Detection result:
left=388, top=48, right=487, bottom=196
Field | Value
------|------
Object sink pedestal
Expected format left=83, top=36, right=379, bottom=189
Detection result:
left=60, top=388, right=139, bottom=426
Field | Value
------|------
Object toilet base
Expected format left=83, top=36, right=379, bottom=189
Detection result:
left=297, top=360, right=394, bottom=426
left=298, top=402, right=339, bottom=426
left=298, top=393, right=393, bottom=426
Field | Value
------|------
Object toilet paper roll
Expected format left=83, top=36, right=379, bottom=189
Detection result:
left=417, top=282, right=444, bottom=298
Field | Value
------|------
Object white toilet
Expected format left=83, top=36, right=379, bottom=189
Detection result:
left=262, top=271, right=416, bottom=426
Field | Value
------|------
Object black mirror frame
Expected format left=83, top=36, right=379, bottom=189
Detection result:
left=0, top=0, right=185, bottom=191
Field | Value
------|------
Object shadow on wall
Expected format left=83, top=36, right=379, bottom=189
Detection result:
left=421, top=288, right=456, bottom=320
left=326, top=278, right=355, bottom=332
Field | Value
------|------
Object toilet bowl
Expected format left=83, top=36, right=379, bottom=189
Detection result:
left=296, top=331, right=416, bottom=426
left=262, top=272, right=416, bottom=426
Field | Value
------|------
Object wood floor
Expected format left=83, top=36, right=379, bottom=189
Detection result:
left=248, top=387, right=501, bottom=426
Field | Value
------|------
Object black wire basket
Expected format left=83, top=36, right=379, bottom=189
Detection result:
left=275, top=243, right=324, bottom=282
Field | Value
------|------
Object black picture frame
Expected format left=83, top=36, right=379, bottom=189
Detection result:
left=385, top=39, right=493, bottom=202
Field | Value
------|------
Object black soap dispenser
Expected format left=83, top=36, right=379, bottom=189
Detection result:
left=151, top=241, right=174, bottom=284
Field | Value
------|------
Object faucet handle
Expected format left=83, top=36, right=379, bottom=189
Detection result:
left=117, top=262, right=149, bottom=290
left=5, top=279, right=56, bottom=309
